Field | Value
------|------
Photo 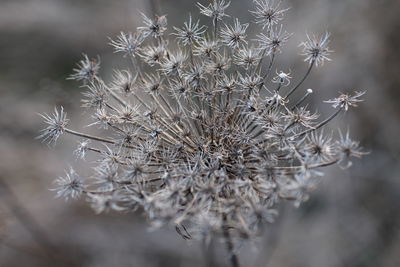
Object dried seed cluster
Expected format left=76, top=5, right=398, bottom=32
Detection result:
left=39, top=0, right=365, bottom=243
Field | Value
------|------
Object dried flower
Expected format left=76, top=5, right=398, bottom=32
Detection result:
left=193, top=37, right=220, bottom=57
left=220, top=18, right=249, bottom=48
left=110, top=70, right=137, bottom=95
left=233, top=46, right=262, bottom=70
left=138, top=45, right=166, bottom=66
left=109, top=31, right=145, bottom=57
left=324, top=91, right=366, bottom=111
left=336, top=130, right=367, bottom=167
left=300, top=32, right=333, bottom=66
left=250, top=0, right=289, bottom=29
left=81, top=80, right=109, bottom=109
left=40, top=1, right=366, bottom=264
left=160, top=50, right=187, bottom=76
left=172, top=16, right=207, bottom=46
left=197, top=0, right=231, bottom=24
left=68, top=54, right=100, bottom=82
left=256, top=25, right=291, bottom=54
left=138, top=13, right=168, bottom=38
left=37, top=107, right=68, bottom=145
left=52, top=168, right=85, bottom=200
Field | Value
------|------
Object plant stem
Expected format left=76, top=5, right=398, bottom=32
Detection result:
left=223, top=215, right=240, bottom=267
left=285, top=60, right=314, bottom=99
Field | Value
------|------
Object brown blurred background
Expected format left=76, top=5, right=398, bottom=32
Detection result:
left=0, top=0, right=399, bottom=266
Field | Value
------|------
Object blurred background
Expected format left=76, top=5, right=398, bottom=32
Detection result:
left=0, top=0, right=399, bottom=266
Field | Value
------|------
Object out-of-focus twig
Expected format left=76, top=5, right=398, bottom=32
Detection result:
left=0, top=176, right=78, bottom=266
left=0, top=177, right=55, bottom=254
left=202, top=236, right=217, bottom=267
left=148, top=0, right=161, bottom=15
left=253, top=205, right=287, bottom=267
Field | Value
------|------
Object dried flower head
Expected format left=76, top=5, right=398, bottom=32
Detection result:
left=138, top=45, right=166, bottom=66
left=138, top=13, right=168, bottom=38
left=233, top=46, right=262, bottom=70
left=173, top=16, right=207, bottom=46
left=197, top=0, right=231, bottom=24
left=324, top=91, right=366, bottom=111
left=250, top=0, right=290, bottom=29
left=220, top=18, right=249, bottom=48
left=109, top=31, right=145, bottom=57
left=37, top=107, right=68, bottom=145
left=52, top=168, right=85, bottom=200
left=256, top=25, right=292, bottom=54
left=110, top=70, right=137, bottom=95
left=40, top=1, right=366, bottom=264
left=68, top=54, right=100, bottom=82
left=300, top=32, right=333, bottom=66
left=193, top=37, right=220, bottom=57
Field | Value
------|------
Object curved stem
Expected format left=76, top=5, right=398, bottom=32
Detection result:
left=285, top=60, right=314, bottom=99
left=263, top=52, right=276, bottom=81
left=291, top=90, right=312, bottom=110
left=65, top=128, right=116, bottom=144
left=213, top=17, right=218, bottom=39
left=255, top=48, right=268, bottom=75
left=294, top=107, right=342, bottom=138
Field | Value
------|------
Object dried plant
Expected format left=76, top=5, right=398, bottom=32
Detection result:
left=39, top=0, right=365, bottom=266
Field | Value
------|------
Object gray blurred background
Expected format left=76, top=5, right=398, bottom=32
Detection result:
left=0, top=0, right=399, bottom=266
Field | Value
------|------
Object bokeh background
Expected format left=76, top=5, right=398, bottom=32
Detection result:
left=0, top=0, right=399, bottom=266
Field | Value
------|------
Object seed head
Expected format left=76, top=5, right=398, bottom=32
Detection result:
left=324, top=91, right=366, bottom=111
left=37, top=106, right=68, bottom=145
left=41, top=0, right=366, bottom=249
left=193, top=37, right=220, bottom=57
left=68, top=54, right=100, bottom=82
left=172, top=16, right=207, bottom=46
left=233, top=46, right=262, bottom=70
left=138, top=45, right=166, bottom=66
left=220, top=18, right=249, bottom=48
left=250, top=0, right=290, bottom=29
left=109, top=31, right=145, bottom=57
left=300, top=32, right=333, bottom=66
left=197, top=0, right=231, bottom=24
left=138, top=13, right=168, bottom=38
left=52, top=168, right=85, bottom=200
left=256, top=25, right=292, bottom=54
